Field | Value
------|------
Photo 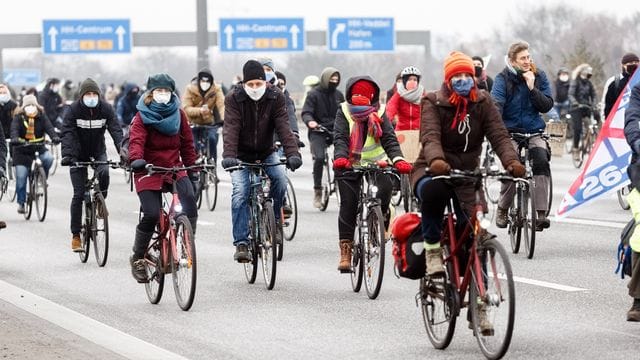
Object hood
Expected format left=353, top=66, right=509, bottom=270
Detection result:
left=320, top=67, right=340, bottom=90
left=198, top=68, right=214, bottom=83
left=344, top=75, right=380, bottom=105
left=123, top=82, right=139, bottom=96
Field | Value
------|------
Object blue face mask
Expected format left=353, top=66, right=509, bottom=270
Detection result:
left=83, top=95, right=99, bottom=108
left=265, top=71, right=276, bottom=84
left=451, top=78, right=474, bottom=96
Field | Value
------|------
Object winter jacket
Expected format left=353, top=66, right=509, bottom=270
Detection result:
left=604, top=73, right=631, bottom=119
left=491, top=67, right=554, bottom=133
left=0, top=100, right=17, bottom=137
left=61, top=99, right=123, bottom=162
left=554, top=79, right=570, bottom=103
left=223, top=83, right=300, bottom=163
left=11, top=109, right=58, bottom=167
left=625, top=83, right=640, bottom=160
left=38, top=88, right=63, bottom=124
left=301, top=67, right=345, bottom=132
left=569, top=77, right=597, bottom=108
left=116, top=83, right=141, bottom=126
left=128, top=109, right=197, bottom=192
left=385, top=91, right=423, bottom=131
left=182, top=75, right=225, bottom=126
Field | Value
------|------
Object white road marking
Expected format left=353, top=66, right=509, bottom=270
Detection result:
left=550, top=216, right=627, bottom=229
left=511, top=275, right=589, bottom=292
left=0, top=279, right=188, bottom=360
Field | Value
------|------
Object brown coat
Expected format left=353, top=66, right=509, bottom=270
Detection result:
left=181, top=83, right=225, bottom=125
left=410, top=84, right=519, bottom=197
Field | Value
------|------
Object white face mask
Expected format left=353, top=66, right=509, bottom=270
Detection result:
left=559, top=74, right=569, bottom=82
left=52, top=85, right=60, bottom=93
left=244, top=84, right=266, bottom=101
left=83, top=95, right=99, bottom=108
left=199, top=81, right=211, bottom=91
left=153, top=92, right=172, bottom=104
left=24, top=105, right=37, bottom=116
left=0, top=93, right=10, bottom=104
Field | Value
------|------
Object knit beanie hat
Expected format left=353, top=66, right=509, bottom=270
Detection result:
left=275, top=71, right=286, bottom=84
left=622, top=53, right=640, bottom=64
left=243, top=60, right=266, bottom=82
left=79, top=78, right=100, bottom=96
left=197, top=68, right=213, bottom=83
left=258, top=57, right=275, bottom=71
left=443, top=51, right=475, bottom=82
left=351, top=80, right=376, bottom=101
left=21, top=94, right=39, bottom=109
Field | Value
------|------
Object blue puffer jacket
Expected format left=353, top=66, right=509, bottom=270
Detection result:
left=491, top=66, right=554, bottom=133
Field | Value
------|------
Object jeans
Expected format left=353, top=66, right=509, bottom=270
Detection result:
left=230, top=152, right=286, bottom=246
left=192, top=126, right=219, bottom=162
left=15, top=151, right=53, bottom=205
left=69, top=154, right=109, bottom=235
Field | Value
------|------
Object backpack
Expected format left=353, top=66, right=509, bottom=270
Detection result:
left=616, top=218, right=635, bottom=279
left=390, top=212, right=425, bottom=279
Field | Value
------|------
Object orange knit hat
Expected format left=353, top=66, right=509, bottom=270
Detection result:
left=443, top=51, right=475, bottom=82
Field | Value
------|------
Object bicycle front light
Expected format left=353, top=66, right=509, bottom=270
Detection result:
left=369, top=185, right=378, bottom=197
left=477, top=211, right=491, bottom=229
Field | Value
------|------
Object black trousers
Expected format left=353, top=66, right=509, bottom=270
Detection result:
left=69, top=155, right=109, bottom=235
left=136, top=177, right=197, bottom=234
left=308, top=131, right=332, bottom=189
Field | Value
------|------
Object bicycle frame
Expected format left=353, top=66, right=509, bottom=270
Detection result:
left=155, top=175, right=187, bottom=272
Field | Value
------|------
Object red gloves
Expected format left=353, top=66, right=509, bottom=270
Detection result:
left=429, top=159, right=451, bottom=175
left=507, top=160, right=526, bottom=178
left=394, top=160, right=413, bottom=174
left=333, top=157, right=351, bottom=169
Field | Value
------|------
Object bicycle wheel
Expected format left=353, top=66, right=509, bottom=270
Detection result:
left=363, top=206, right=386, bottom=299
left=260, top=201, right=277, bottom=290
left=0, top=176, right=6, bottom=201
left=618, top=185, right=631, bottom=210
left=195, top=173, right=204, bottom=209
left=79, top=203, right=91, bottom=263
left=205, top=167, right=218, bottom=211
left=401, top=174, right=413, bottom=213
left=171, top=215, right=197, bottom=311
left=34, top=167, right=48, bottom=222
left=7, top=158, right=16, bottom=202
left=469, top=239, right=515, bottom=360
left=92, top=195, right=109, bottom=267
left=420, top=272, right=458, bottom=350
left=144, top=237, right=165, bottom=304
left=319, top=159, right=331, bottom=211
left=351, top=217, right=364, bottom=292
left=546, top=172, right=553, bottom=216
left=523, top=184, right=536, bottom=259
left=244, top=240, right=258, bottom=284
left=283, top=176, right=298, bottom=241
left=390, top=180, right=402, bottom=207
left=507, top=188, right=521, bottom=254
left=49, top=143, right=59, bottom=176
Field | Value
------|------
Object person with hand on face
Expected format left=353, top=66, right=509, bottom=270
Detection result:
left=604, top=53, right=640, bottom=120
left=333, top=76, right=412, bottom=272
left=491, top=41, right=554, bottom=231
left=385, top=66, right=425, bottom=131
left=126, top=74, right=199, bottom=283
left=472, top=56, right=493, bottom=92
left=60, top=78, right=123, bottom=252
left=222, top=60, right=302, bottom=263
left=302, top=67, right=345, bottom=208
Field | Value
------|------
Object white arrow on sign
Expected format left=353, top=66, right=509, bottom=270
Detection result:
left=331, top=23, right=346, bottom=49
left=115, top=25, right=126, bottom=51
left=48, top=26, right=59, bottom=51
left=289, top=24, right=300, bottom=49
left=224, top=24, right=234, bottom=50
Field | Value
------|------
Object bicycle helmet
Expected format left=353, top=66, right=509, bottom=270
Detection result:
left=400, top=66, right=422, bottom=86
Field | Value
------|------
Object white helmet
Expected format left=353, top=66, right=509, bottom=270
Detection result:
left=401, top=66, right=422, bottom=78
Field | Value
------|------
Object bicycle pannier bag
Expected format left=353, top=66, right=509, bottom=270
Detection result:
left=391, top=212, right=425, bottom=279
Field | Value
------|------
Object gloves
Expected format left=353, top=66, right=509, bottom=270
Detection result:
left=286, top=156, right=303, bottom=171
left=507, top=160, right=526, bottom=178
left=394, top=160, right=413, bottom=174
left=429, top=159, right=451, bottom=175
left=188, top=171, right=200, bottom=183
left=61, top=157, right=75, bottom=166
left=130, top=159, right=147, bottom=171
left=333, top=157, right=351, bottom=170
left=51, top=137, right=61, bottom=145
left=221, top=157, right=240, bottom=169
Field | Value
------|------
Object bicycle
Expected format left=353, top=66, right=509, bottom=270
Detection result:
left=191, top=124, right=219, bottom=212
left=311, top=125, right=339, bottom=211
left=46, top=130, right=61, bottom=176
left=14, top=141, right=51, bottom=222
left=418, top=169, right=515, bottom=360
left=347, top=162, right=399, bottom=300
left=274, top=141, right=299, bottom=245
left=225, top=160, right=285, bottom=290
left=3, top=139, right=16, bottom=202
left=69, top=160, right=120, bottom=266
left=135, top=162, right=204, bottom=311
left=572, top=105, right=600, bottom=169
left=481, top=141, right=501, bottom=205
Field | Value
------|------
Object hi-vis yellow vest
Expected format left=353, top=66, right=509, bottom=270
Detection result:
left=343, top=102, right=387, bottom=165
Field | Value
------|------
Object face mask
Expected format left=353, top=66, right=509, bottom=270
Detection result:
left=627, top=64, right=638, bottom=75
left=559, top=74, right=569, bottom=82
left=351, top=95, right=371, bottom=106
left=451, top=77, right=474, bottom=96
left=265, top=71, right=276, bottom=85
left=405, top=80, right=418, bottom=91
left=586, top=74, right=592, bottom=79
left=199, top=81, right=211, bottom=91
left=153, top=92, right=172, bottom=104
left=474, top=66, right=483, bottom=78
left=52, top=85, right=60, bottom=93
left=244, top=84, right=266, bottom=101
left=83, top=95, right=99, bottom=108
left=328, top=82, right=338, bottom=91
left=0, top=94, right=9, bottom=104
left=24, top=105, right=37, bottom=116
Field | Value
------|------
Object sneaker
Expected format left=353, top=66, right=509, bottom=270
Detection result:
left=535, top=211, right=551, bottom=231
left=283, top=204, right=293, bottom=219
left=275, top=225, right=283, bottom=245
left=71, top=234, right=83, bottom=252
left=627, top=306, right=640, bottom=322
left=425, top=248, right=445, bottom=277
left=234, top=244, right=250, bottom=263
left=572, top=148, right=581, bottom=161
left=129, top=255, right=148, bottom=283
left=313, top=189, right=323, bottom=209
left=495, top=207, right=508, bottom=228
left=17, top=204, right=25, bottom=214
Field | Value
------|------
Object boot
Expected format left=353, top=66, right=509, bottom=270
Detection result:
left=338, top=239, right=353, bottom=273
left=130, top=229, right=153, bottom=282
left=71, top=234, right=82, bottom=252
left=535, top=210, right=550, bottom=231
left=572, top=147, right=580, bottom=161
left=495, top=207, right=508, bottom=228
left=628, top=298, right=640, bottom=322
left=425, top=247, right=445, bottom=277
left=313, top=188, right=323, bottom=209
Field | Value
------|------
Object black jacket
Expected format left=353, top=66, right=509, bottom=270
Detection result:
left=554, top=79, right=570, bottom=103
left=569, top=77, right=596, bottom=108
left=11, top=110, right=57, bottom=167
left=38, top=88, right=63, bottom=124
left=604, top=74, right=631, bottom=119
left=0, top=100, right=17, bottom=137
left=61, top=99, right=123, bottom=161
left=301, top=68, right=345, bottom=132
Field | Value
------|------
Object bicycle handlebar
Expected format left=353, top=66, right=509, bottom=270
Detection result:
left=429, top=168, right=529, bottom=184
left=142, top=163, right=214, bottom=174
left=224, top=160, right=285, bottom=172
left=10, top=140, right=54, bottom=147
left=70, top=160, right=121, bottom=169
left=510, top=132, right=550, bottom=141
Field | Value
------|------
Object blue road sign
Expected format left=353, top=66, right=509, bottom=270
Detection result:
left=219, top=18, right=304, bottom=52
left=42, top=19, right=131, bottom=54
left=328, top=18, right=395, bottom=52
left=2, top=69, right=41, bottom=86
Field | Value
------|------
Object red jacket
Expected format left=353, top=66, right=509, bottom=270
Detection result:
left=129, top=109, right=197, bottom=192
left=385, top=92, right=422, bottom=131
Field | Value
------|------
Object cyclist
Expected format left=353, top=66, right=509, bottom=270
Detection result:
left=302, top=67, right=345, bottom=208
left=116, top=82, right=141, bottom=130
left=10, top=95, right=60, bottom=213
left=333, top=76, right=412, bottom=272
left=472, top=56, right=494, bottom=92
left=0, top=83, right=18, bottom=138
left=412, top=51, right=524, bottom=334
left=182, top=68, right=224, bottom=164
left=491, top=41, right=554, bottom=231
left=60, top=78, right=123, bottom=252
left=385, top=66, right=425, bottom=131
left=604, top=53, right=639, bottom=120
left=568, top=63, right=599, bottom=161
left=38, top=78, right=64, bottom=128
left=553, top=67, right=571, bottom=120
left=126, top=73, right=199, bottom=283
left=222, top=60, right=302, bottom=262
